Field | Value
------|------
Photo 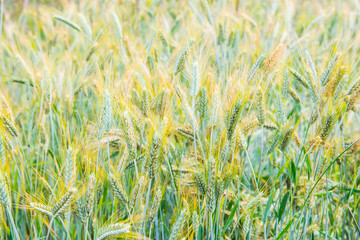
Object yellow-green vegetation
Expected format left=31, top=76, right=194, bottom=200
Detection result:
left=0, top=0, right=360, bottom=239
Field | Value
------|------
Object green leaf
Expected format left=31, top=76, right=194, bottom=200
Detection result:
left=221, top=196, right=241, bottom=235
left=274, top=212, right=300, bottom=240
left=278, top=192, right=290, bottom=221
left=53, top=15, right=82, bottom=32
left=290, top=159, right=296, bottom=182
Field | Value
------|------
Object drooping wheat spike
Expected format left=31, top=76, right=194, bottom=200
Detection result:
left=0, top=173, right=10, bottom=208
left=192, top=211, right=199, bottom=235
left=320, top=52, right=341, bottom=86
left=236, top=128, right=247, bottom=150
left=227, top=101, right=241, bottom=140
left=306, top=222, right=319, bottom=238
left=308, top=76, right=319, bottom=103
left=264, top=44, right=285, bottom=73
left=30, top=202, right=53, bottom=217
left=346, top=77, right=360, bottom=95
left=289, top=88, right=300, bottom=103
left=246, top=191, right=263, bottom=210
left=219, top=172, right=232, bottom=196
left=263, top=122, right=278, bottom=131
left=255, top=88, right=265, bottom=125
left=194, top=172, right=206, bottom=195
left=148, top=134, right=161, bottom=179
left=293, top=132, right=302, bottom=147
left=140, top=90, right=150, bottom=117
left=96, top=223, right=131, bottom=240
left=282, top=68, right=290, bottom=99
left=0, top=115, right=18, bottom=137
left=190, top=61, right=200, bottom=97
left=320, top=113, right=335, bottom=142
left=129, top=176, right=145, bottom=210
left=98, top=90, right=112, bottom=139
left=305, top=179, right=315, bottom=209
left=305, top=50, right=318, bottom=82
left=310, top=110, right=319, bottom=125
left=0, top=223, right=4, bottom=240
left=242, top=119, right=260, bottom=135
left=217, top=24, right=225, bottom=44
left=74, top=200, right=86, bottom=224
left=95, top=181, right=103, bottom=205
left=148, top=189, right=162, bottom=222
left=122, top=111, right=136, bottom=157
left=307, top=136, right=322, bottom=154
left=0, top=127, right=12, bottom=152
left=279, top=127, right=294, bottom=152
left=346, top=88, right=360, bottom=111
left=145, top=32, right=155, bottom=56
left=276, top=95, right=285, bottom=125
left=198, top=87, right=208, bottom=122
left=210, top=88, right=219, bottom=125
left=158, top=31, right=170, bottom=55
left=42, top=69, right=53, bottom=105
left=220, top=140, right=231, bottom=163
left=168, top=208, right=189, bottom=240
left=108, top=174, right=128, bottom=205
left=103, top=90, right=112, bottom=133
left=86, top=42, right=98, bottom=61
left=324, top=65, right=346, bottom=98
left=206, top=159, right=216, bottom=213
left=289, top=67, right=310, bottom=89
left=52, top=188, right=77, bottom=217
left=242, top=214, right=251, bottom=237
left=64, top=147, right=74, bottom=186
left=246, top=55, right=264, bottom=81
left=0, top=96, right=12, bottom=121
left=334, top=74, right=347, bottom=101
left=0, top=134, right=5, bottom=166
left=154, top=89, right=167, bottom=117
left=85, top=173, right=96, bottom=217
left=173, top=44, right=189, bottom=76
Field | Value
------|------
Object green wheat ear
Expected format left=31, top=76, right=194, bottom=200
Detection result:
left=255, top=88, right=265, bottom=125
left=96, top=223, right=131, bottom=240
left=168, top=208, right=189, bottom=240
left=190, top=61, right=200, bottom=97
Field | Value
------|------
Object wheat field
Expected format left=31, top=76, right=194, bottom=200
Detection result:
left=0, top=0, right=360, bottom=239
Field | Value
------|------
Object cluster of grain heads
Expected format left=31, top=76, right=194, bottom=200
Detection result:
left=3, top=2, right=360, bottom=240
